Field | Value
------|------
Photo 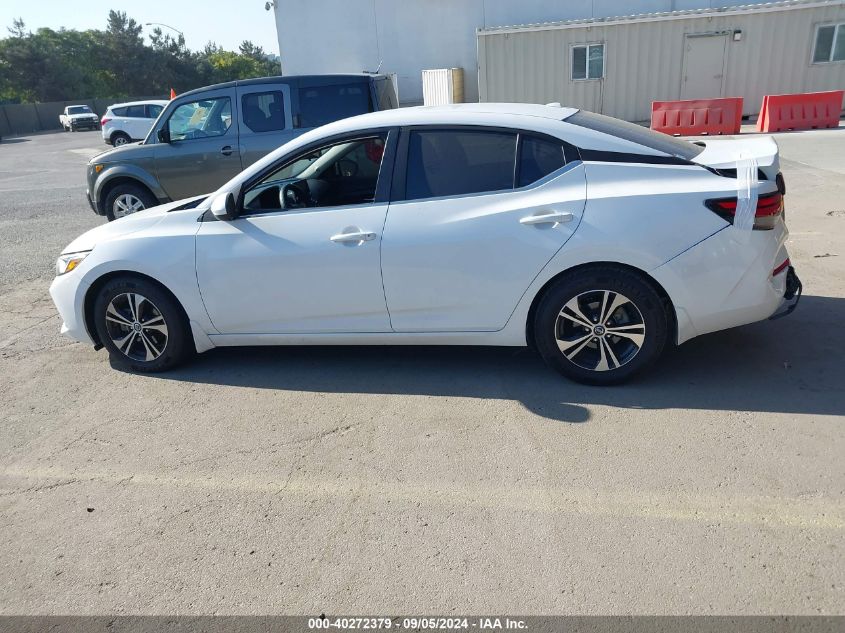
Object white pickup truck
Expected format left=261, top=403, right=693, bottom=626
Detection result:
left=60, top=105, right=100, bottom=132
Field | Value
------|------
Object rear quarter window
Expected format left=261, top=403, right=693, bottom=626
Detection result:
left=298, top=82, right=373, bottom=128
left=567, top=110, right=704, bottom=161
left=518, top=136, right=567, bottom=187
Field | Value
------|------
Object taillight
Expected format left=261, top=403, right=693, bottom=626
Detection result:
left=101, top=117, right=111, bottom=126
left=773, top=258, right=790, bottom=276
left=705, top=192, right=784, bottom=230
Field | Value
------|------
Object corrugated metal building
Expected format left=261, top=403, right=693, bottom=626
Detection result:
left=272, top=1, right=778, bottom=105
left=478, top=0, right=845, bottom=121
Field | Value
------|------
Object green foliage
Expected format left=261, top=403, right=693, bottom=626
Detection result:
left=0, top=11, right=281, bottom=103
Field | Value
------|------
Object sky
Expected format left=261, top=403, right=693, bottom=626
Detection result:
left=0, top=0, right=280, bottom=54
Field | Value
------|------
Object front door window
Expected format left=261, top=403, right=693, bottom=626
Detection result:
left=167, top=97, right=232, bottom=141
left=242, top=134, right=387, bottom=213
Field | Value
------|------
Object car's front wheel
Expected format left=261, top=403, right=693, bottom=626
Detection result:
left=533, top=266, right=669, bottom=385
left=93, top=276, right=192, bottom=372
left=104, top=183, right=157, bottom=221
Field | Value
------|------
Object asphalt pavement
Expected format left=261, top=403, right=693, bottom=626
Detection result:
left=0, top=128, right=843, bottom=614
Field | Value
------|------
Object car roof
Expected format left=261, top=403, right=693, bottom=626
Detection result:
left=307, top=103, right=579, bottom=136
left=175, top=73, right=386, bottom=99
left=108, top=100, right=170, bottom=109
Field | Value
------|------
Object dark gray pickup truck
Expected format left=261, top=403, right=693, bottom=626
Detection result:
left=86, top=74, right=398, bottom=220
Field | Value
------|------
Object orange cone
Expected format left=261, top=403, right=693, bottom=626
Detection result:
left=170, top=88, right=177, bottom=100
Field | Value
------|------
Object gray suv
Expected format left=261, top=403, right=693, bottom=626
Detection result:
left=86, top=74, right=398, bottom=220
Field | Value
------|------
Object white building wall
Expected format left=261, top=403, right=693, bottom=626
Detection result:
left=274, top=0, right=771, bottom=104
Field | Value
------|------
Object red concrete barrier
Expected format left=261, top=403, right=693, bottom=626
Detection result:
left=756, top=90, right=844, bottom=133
left=650, top=97, right=743, bottom=136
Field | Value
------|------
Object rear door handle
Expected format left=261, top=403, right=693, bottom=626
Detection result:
left=220, top=145, right=234, bottom=156
left=330, top=231, right=377, bottom=244
left=520, top=211, right=574, bottom=226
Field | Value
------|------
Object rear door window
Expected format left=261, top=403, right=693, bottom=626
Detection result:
left=405, top=129, right=517, bottom=200
left=242, top=91, right=286, bottom=133
left=297, top=82, right=373, bottom=128
left=125, top=105, right=146, bottom=118
left=517, top=136, right=567, bottom=187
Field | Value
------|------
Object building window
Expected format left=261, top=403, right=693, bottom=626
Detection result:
left=572, top=44, right=604, bottom=80
left=813, top=23, right=845, bottom=63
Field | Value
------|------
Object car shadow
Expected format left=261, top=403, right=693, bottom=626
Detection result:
left=0, top=137, right=30, bottom=144
left=148, top=295, right=845, bottom=423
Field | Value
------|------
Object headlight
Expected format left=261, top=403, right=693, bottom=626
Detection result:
left=56, top=251, right=91, bottom=276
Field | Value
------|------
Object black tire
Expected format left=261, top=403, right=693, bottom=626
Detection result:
left=93, top=276, right=193, bottom=373
left=533, top=266, right=669, bottom=385
left=103, top=182, right=158, bottom=221
left=111, top=131, right=131, bottom=146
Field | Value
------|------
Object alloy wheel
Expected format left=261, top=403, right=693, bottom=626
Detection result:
left=554, top=289, right=646, bottom=372
left=104, top=292, right=168, bottom=362
left=112, top=193, right=145, bottom=218
left=114, top=136, right=128, bottom=146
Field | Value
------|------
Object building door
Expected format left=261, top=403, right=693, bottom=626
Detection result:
left=680, top=34, right=728, bottom=100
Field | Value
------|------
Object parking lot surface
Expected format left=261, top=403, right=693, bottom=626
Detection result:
left=0, top=129, right=843, bottom=614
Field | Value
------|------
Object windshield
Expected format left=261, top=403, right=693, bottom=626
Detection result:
left=68, top=106, right=93, bottom=115
left=566, top=110, right=705, bottom=161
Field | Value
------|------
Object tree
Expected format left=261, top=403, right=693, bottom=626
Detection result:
left=0, top=11, right=282, bottom=103
left=239, top=40, right=266, bottom=60
left=7, top=18, right=26, bottom=38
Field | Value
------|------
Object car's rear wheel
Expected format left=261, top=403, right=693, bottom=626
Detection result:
left=93, top=277, right=192, bottom=373
left=111, top=131, right=131, bottom=146
left=104, top=183, right=157, bottom=221
left=533, top=267, right=669, bottom=385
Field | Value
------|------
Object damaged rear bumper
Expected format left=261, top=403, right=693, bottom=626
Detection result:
left=769, top=266, right=802, bottom=320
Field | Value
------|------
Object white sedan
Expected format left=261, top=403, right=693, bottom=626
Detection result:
left=50, top=104, right=800, bottom=384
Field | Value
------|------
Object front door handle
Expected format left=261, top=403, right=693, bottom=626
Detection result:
left=330, top=231, right=377, bottom=244
left=220, top=145, right=234, bottom=156
left=519, top=211, right=574, bottom=226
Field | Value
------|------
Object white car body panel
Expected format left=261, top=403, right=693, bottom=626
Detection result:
left=50, top=104, right=793, bottom=361
left=692, top=135, right=779, bottom=175
left=50, top=201, right=216, bottom=353
left=382, top=163, right=586, bottom=332
left=196, top=203, right=392, bottom=334
left=652, top=220, right=789, bottom=342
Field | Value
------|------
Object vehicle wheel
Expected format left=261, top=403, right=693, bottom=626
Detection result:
left=533, top=266, right=669, bottom=385
left=93, top=276, right=192, bottom=373
left=104, top=183, right=158, bottom=221
left=111, top=132, right=131, bottom=146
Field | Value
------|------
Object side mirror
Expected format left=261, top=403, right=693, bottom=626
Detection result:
left=210, top=191, right=238, bottom=221
left=157, top=127, right=171, bottom=144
